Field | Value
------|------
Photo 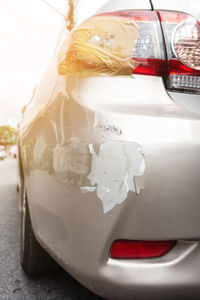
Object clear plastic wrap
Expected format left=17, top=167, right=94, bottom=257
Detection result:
left=58, top=15, right=139, bottom=77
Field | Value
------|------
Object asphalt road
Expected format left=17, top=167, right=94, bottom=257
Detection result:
left=0, top=159, right=104, bottom=300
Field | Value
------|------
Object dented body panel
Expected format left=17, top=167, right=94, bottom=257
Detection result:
left=19, top=63, right=200, bottom=298
left=18, top=1, right=200, bottom=298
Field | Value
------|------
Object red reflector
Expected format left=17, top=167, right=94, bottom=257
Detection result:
left=157, top=11, right=188, bottom=23
left=111, top=240, right=176, bottom=259
left=133, top=58, right=167, bottom=76
left=99, top=10, right=157, bottom=22
left=168, top=60, right=200, bottom=76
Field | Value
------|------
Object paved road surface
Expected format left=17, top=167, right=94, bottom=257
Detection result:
left=0, top=159, right=104, bottom=300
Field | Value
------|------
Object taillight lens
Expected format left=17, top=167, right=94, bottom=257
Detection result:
left=111, top=240, right=176, bottom=259
left=59, top=9, right=200, bottom=93
left=58, top=11, right=166, bottom=77
left=107, top=11, right=166, bottom=76
left=158, top=11, right=200, bottom=94
left=173, top=22, right=200, bottom=70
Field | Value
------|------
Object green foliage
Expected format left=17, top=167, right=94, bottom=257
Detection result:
left=0, top=125, right=18, bottom=146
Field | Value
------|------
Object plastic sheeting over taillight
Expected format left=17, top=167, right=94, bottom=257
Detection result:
left=111, top=240, right=176, bottom=259
left=58, top=13, right=140, bottom=77
left=58, top=11, right=166, bottom=77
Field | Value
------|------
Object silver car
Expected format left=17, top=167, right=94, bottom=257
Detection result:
left=18, top=0, right=200, bottom=299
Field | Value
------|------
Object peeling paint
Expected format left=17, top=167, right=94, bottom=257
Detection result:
left=80, top=186, right=96, bottom=193
left=87, top=141, right=145, bottom=213
left=51, top=137, right=145, bottom=213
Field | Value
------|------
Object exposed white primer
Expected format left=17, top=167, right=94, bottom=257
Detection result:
left=87, top=141, right=145, bottom=213
left=80, top=186, right=96, bottom=193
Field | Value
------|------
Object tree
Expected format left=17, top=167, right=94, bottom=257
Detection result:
left=0, top=125, right=18, bottom=147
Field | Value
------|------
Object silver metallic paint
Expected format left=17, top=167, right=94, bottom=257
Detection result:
left=19, top=69, right=200, bottom=298
left=18, top=0, right=200, bottom=297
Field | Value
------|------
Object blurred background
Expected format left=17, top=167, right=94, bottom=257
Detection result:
left=0, top=0, right=108, bottom=157
left=0, top=0, right=110, bottom=127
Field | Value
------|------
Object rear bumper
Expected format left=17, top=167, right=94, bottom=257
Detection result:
left=44, top=238, right=200, bottom=300
left=96, top=241, right=200, bottom=299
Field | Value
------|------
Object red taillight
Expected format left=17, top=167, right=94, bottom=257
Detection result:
left=110, top=11, right=166, bottom=76
left=157, top=11, right=188, bottom=24
left=133, top=58, right=167, bottom=76
left=59, top=8, right=200, bottom=93
left=111, top=240, right=176, bottom=259
left=58, top=10, right=166, bottom=77
left=100, top=10, right=158, bottom=22
left=168, top=60, right=200, bottom=76
left=158, top=11, right=200, bottom=94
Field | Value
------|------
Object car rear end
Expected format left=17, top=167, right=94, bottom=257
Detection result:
left=19, top=0, right=200, bottom=299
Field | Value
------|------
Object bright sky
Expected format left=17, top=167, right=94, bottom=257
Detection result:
left=0, top=0, right=109, bottom=127
left=0, top=0, right=67, bottom=126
